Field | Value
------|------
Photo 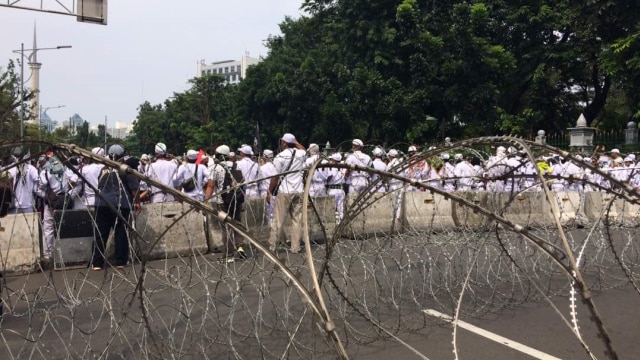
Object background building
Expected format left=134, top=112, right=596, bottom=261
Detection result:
left=39, top=111, right=58, bottom=133
left=196, top=52, right=261, bottom=84
left=93, top=121, right=133, bottom=139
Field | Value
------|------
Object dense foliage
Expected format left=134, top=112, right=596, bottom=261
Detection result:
left=129, top=0, right=640, bottom=153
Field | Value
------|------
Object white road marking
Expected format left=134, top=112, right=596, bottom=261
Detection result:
left=423, top=309, right=562, bottom=360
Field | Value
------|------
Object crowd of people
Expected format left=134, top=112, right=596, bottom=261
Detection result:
left=3, top=137, right=640, bottom=268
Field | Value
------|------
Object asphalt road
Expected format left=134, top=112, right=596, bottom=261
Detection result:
left=1, top=230, right=638, bottom=360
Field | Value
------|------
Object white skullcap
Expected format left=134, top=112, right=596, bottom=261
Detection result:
left=238, top=145, right=253, bottom=155
left=263, top=149, right=274, bottom=158
left=229, top=152, right=236, bottom=157
left=140, top=154, right=149, bottom=161
left=281, top=133, right=296, bottom=143
left=186, top=149, right=198, bottom=160
left=388, top=149, right=398, bottom=157
left=497, top=146, right=506, bottom=153
left=215, top=145, right=230, bottom=156
left=611, top=148, right=620, bottom=154
left=628, top=154, right=636, bottom=160
left=352, top=139, right=364, bottom=147
left=372, top=147, right=384, bottom=157
left=108, top=144, right=125, bottom=158
left=624, top=156, right=633, bottom=162
left=155, top=143, right=167, bottom=155
left=308, top=143, right=319, bottom=151
left=408, top=145, right=417, bottom=152
left=575, top=155, right=583, bottom=161
left=441, top=153, right=450, bottom=160
left=330, top=152, right=342, bottom=161
left=454, top=153, right=464, bottom=160
left=91, top=147, right=105, bottom=157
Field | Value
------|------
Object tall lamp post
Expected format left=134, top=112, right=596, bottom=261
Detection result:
left=12, top=42, right=71, bottom=140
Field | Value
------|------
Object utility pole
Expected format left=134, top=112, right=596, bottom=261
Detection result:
left=20, top=43, right=24, bottom=141
left=104, top=115, right=107, bottom=153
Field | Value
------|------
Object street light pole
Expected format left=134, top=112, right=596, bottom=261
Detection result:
left=20, top=43, right=24, bottom=141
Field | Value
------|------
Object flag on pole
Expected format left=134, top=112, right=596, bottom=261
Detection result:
left=252, top=122, right=262, bottom=156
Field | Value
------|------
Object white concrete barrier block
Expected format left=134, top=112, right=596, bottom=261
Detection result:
left=500, top=192, right=553, bottom=228
left=136, top=202, right=208, bottom=260
left=551, top=191, right=584, bottom=225
left=242, top=197, right=270, bottom=244
left=344, top=192, right=399, bottom=237
left=452, top=191, right=495, bottom=229
left=208, top=196, right=335, bottom=251
left=403, top=191, right=454, bottom=232
left=584, top=192, right=624, bottom=225
left=0, top=212, right=40, bottom=274
left=305, top=196, right=335, bottom=243
left=585, top=192, right=640, bottom=226
left=617, top=198, right=640, bottom=227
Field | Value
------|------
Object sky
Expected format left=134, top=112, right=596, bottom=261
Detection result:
left=0, top=0, right=304, bottom=129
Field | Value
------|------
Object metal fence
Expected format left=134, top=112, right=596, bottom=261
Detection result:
left=543, top=130, right=626, bottom=151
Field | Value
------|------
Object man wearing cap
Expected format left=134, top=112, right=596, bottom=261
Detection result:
left=175, top=149, right=209, bottom=201
left=259, top=149, right=277, bottom=222
left=91, top=144, right=140, bottom=271
left=441, top=153, right=456, bottom=191
left=370, top=147, right=388, bottom=193
left=7, top=153, right=39, bottom=214
left=66, top=157, right=85, bottom=210
left=267, top=133, right=307, bottom=253
left=326, top=152, right=346, bottom=224
left=304, top=143, right=328, bottom=197
left=453, top=154, right=475, bottom=191
left=145, top=142, right=179, bottom=203
left=386, top=149, right=405, bottom=219
left=345, top=139, right=372, bottom=193
left=610, top=148, right=622, bottom=163
left=236, top=145, right=260, bottom=198
left=503, top=147, right=523, bottom=193
left=485, top=146, right=509, bottom=192
left=406, top=146, right=427, bottom=192
left=38, top=155, right=74, bottom=261
left=206, top=145, right=247, bottom=261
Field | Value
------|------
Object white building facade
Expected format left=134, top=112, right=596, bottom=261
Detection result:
left=196, top=53, right=261, bottom=84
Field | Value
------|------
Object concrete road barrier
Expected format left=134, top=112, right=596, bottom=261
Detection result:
left=551, top=191, right=586, bottom=226
left=342, top=192, right=399, bottom=238
left=208, top=196, right=336, bottom=252
left=500, top=192, right=552, bottom=228
left=136, top=202, right=208, bottom=260
left=584, top=192, right=637, bottom=226
left=403, top=191, right=454, bottom=233
left=0, top=212, right=40, bottom=274
left=617, top=198, right=640, bottom=227
left=306, top=196, right=335, bottom=243
left=452, top=191, right=497, bottom=230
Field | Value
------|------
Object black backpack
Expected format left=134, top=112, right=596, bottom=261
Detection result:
left=221, top=162, right=245, bottom=205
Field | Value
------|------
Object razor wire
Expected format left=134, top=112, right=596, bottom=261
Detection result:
left=0, top=138, right=637, bottom=359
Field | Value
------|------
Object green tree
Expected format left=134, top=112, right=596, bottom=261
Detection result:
left=0, top=60, right=26, bottom=141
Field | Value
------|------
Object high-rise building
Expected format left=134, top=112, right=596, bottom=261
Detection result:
left=196, top=53, right=261, bottom=84
left=39, top=111, right=58, bottom=133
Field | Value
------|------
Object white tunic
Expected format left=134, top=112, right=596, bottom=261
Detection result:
left=146, top=159, right=179, bottom=203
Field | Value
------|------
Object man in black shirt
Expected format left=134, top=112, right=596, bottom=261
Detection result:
left=90, top=145, right=140, bottom=271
